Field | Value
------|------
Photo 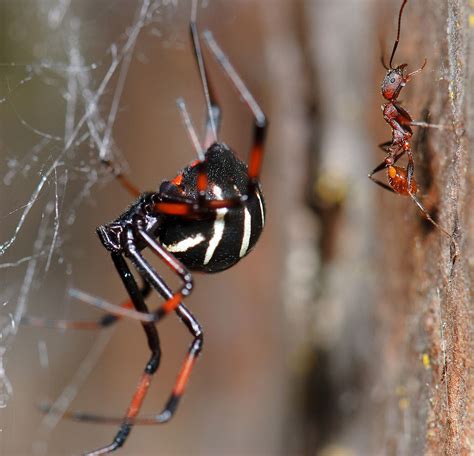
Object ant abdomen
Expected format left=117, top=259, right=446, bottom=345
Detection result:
left=387, top=165, right=417, bottom=195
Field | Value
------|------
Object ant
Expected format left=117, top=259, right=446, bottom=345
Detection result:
left=368, top=0, right=458, bottom=256
left=23, top=4, right=267, bottom=455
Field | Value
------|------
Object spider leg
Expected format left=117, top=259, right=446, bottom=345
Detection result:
left=176, top=98, right=205, bottom=161
left=180, top=15, right=222, bottom=207
left=78, top=252, right=162, bottom=455
left=101, top=159, right=142, bottom=199
left=41, top=249, right=203, bottom=447
left=154, top=30, right=267, bottom=218
left=190, top=19, right=221, bottom=148
left=50, top=227, right=195, bottom=325
left=153, top=193, right=243, bottom=217
left=49, top=302, right=203, bottom=427
left=25, top=228, right=195, bottom=329
left=21, top=282, right=151, bottom=330
left=122, top=228, right=193, bottom=321
left=156, top=303, right=203, bottom=422
left=203, top=30, right=267, bottom=189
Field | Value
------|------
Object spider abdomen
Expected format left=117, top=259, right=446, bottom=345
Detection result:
left=156, top=142, right=265, bottom=273
left=159, top=186, right=264, bottom=273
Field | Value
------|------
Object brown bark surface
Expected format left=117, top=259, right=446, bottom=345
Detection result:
left=0, top=1, right=471, bottom=455
left=277, top=1, right=473, bottom=454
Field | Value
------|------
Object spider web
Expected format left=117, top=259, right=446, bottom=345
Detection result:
left=0, top=0, right=180, bottom=453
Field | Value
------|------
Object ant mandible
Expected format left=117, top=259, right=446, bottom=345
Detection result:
left=368, top=0, right=458, bottom=256
left=24, top=4, right=267, bottom=455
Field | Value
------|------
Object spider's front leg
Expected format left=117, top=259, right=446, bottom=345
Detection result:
left=77, top=230, right=203, bottom=455
left=83, top=252, right=163, bottom=455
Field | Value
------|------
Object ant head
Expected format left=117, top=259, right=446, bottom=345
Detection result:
left=381, top=64, right=407, bottom=101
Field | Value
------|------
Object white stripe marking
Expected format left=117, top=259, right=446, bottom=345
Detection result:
left=239, top=207, right=251, bottom=258
left=164, top=234, right=205, bottom=253
left=204, top=185, right=227, bottom=265
left=256, top=191, right=265, bottom=227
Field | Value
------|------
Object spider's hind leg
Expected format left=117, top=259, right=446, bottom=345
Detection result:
left=203, top=30, right=267, bottom=189
left=190, top=9, right=222, bottom=148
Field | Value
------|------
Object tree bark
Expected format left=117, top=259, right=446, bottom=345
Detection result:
left=280, top=1, right=473, bottom=454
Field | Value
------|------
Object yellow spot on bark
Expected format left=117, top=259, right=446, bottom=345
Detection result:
left=469, top=14, right=474, bottom=28
left=319, top=444, right=354, bottom=456
left=399, top=398, right=410, bottom=410
left=395, top=385, right=406, bottom=396
left=422, top=353, right=431, bottom=369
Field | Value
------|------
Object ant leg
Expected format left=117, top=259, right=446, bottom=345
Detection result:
left=409, top=193, right=459, bottom=259
left=368, top=161, right=396, bottom=193
left=378, top=140, right=403, bottom=154
left=21, top=282, right=151, bottom=330
left=368, top=150, right=405, bottom=193
left=409, top=120, right=448, bottom=130
left=393, top=96, right=450, bottom=131
left=406, top=148, right=415, bottom=191
left=203, top=30, right=267, bottom=189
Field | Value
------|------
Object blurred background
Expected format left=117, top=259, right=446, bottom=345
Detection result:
left=0, top=1, right=471, bottom=455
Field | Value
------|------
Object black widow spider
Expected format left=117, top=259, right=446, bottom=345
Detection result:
left=25, top=9, right=267, bottom=455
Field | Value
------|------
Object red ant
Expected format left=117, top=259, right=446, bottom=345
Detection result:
left=368, top=0, right=458, bottom=256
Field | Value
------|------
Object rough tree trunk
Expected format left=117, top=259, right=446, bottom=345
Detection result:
left=272, top=1, right=472, bottom=454
left=383, top=1, right=473, bottom=454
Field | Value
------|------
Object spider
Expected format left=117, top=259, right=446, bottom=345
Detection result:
left=27, top=14, right=267, bottom=456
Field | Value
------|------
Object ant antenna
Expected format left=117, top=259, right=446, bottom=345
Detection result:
left=389, top=0, right=408, bottom=69
left=190, top=0, right=218, bottom=144
left=176, top=98, right=205, bottom=161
